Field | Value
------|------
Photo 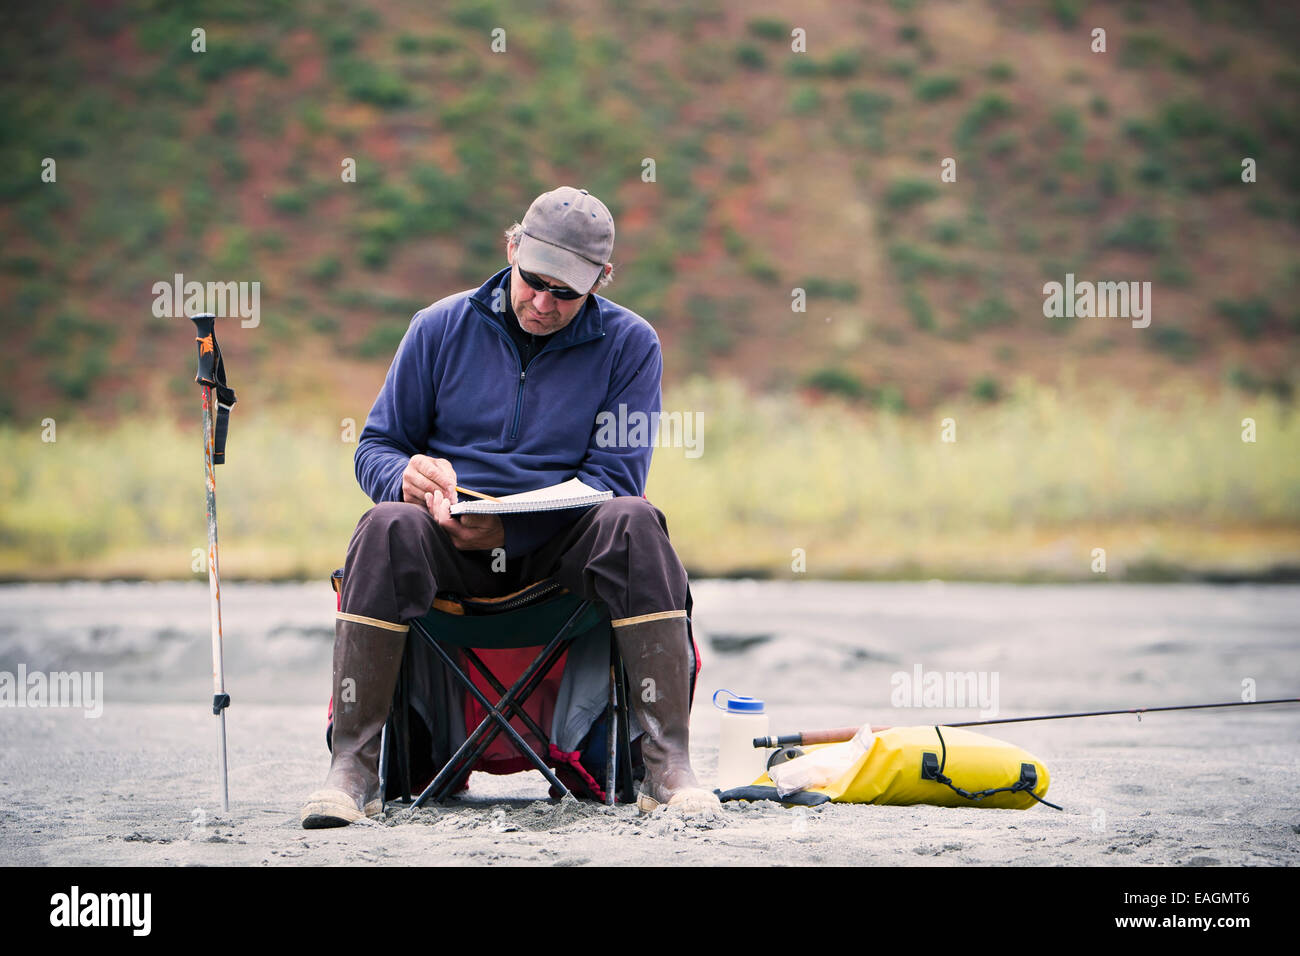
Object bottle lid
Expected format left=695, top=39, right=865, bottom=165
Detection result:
left=712, top=689, right=765, bottom=713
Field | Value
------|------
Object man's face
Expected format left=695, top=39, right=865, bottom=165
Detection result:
left=507, top=242, right=595, bottom=336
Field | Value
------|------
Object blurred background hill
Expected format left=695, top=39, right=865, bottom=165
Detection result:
left=1, top=0, right=1298, bottom=580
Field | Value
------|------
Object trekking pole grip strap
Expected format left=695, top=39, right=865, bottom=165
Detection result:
left=190, top=313, right=237, bottom=464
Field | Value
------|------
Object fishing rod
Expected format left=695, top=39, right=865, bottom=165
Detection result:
left=753, top=697, right=1300, bottom=749
left=191, top=313, right=237, bottom=812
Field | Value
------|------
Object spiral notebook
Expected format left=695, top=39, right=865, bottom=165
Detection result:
left=450, top=477, right=612, bottom=515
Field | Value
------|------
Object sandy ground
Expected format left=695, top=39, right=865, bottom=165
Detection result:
left=1, top=581, right=1297, bottom=866
left=2, top=701, right=1297, bottom=867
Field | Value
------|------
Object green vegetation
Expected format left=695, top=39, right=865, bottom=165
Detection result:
left=742, top=251, right=780, bottom=284
left=877, top=385, right=907, bottom=413
left=0, top=0, right=1296, bottom=583
left=14, top=379, right=1291, bottom=580
left=1148, top=326, right=1204, bottom=362
left=843, top=88, right=892, bottom=150
left=685, top=297, right=737, bottom=359
left=822, top=50, right=863, bottom=78
left=1124, top=100, right=1264, bottom=194
left=956, top=93, right=1013, bottom=148
left=889, top=243, right=951, bottom=281
left=646, top=379, right=1300, bottom=578
left=847, top=89, right=893, bottom=121
left=1051, top=0, right=1083, bottom=28
left=336, top=58, right=412, bottom=107
left=195, top=40, right=288, bottom=83
left=884, top=178, right=940, bottom=212
left=963, top=296, right=1013, bottom=329
left=1121, top=33, right=1166, bottom=69
left=0, top=414, right=372, bottom=576
left=735, top=43, right=767, bottom=70
left=306, top=255, right=343, bottom=285
left=46, top=349, right=108, bottom=402
left=746, top=18, right=787, bottom=41
left=802, top=366, right=867, bottom=399
left=352, top=320, right=411, bottom=358
left=785, top=49, right=862, bottom=78
left=790, top=86, right=822, bottom=115
left=1227, top=364, right=1293, bottom=400
left=1215, top=297, right=1273, bottom=339
left=270, top=188, right=311, bottom=215
left=930, top=219, right=962, bottom=244
left=904, top=285, right=935, bottom=331
left=970, top=375, right=1001, bottom=401
left=913, top=74, right=962, bottom=102
left=1102, top=212, right=1168, bottom=252
left=800, top=277, right=860, bottom=301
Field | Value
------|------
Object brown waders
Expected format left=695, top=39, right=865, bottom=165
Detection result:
left=300, top=496, right=719, bottom=827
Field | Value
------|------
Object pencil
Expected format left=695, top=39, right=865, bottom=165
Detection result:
left=455, top=485, right=502, bottom=503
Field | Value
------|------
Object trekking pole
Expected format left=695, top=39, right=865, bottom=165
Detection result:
left=753, top=697, right=1300, bottom=748
left=191, top=313, right=237, bottom=812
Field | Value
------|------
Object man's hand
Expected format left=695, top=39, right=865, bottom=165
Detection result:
left=404, top=455, right=504, bottom=551
left=403, top=455, right=458, bottom=507
left=424, top=488, right=505, bottom=552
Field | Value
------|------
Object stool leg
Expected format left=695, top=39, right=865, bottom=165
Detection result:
left=616, top=654, right=634, bottom=803
left=396, top=653, right=411, bottom=802
left=412, top=623, right=578, bottom=809
left=426, top=637, right=570, bottom=803
left=462, top=647, right=553, bottom=747
left=406, top=601, right=594, bottom=810
left=378, top=723, right=389, bottom=812
left=606, top=637, right=617, bottom=806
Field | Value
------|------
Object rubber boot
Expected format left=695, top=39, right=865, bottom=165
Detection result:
left=300, top=617, right=407, bottom=828
left=615, top=616, right=721, bottom=815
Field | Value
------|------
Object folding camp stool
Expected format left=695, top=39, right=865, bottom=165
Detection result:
left=328, top=573, right=637, bottom=810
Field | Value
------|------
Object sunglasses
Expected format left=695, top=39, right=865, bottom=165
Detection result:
left=517, top=265, right=586, bottom=300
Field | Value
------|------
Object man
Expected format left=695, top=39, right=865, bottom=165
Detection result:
left=300, top=186, right=720, bottom=827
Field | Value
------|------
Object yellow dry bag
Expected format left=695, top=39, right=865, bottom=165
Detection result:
left=737, top=725, right=1055, bottom=810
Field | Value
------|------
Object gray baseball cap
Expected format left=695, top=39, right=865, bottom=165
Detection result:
left=516, top=186, right=615, bottom=294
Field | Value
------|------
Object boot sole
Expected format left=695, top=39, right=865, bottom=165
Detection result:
left=300, top=789, right=382, bottom=829
left=636, top=788, right=722, bottom=815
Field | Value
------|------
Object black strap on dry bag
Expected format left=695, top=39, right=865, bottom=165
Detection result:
left=922, top=726, right=1064, bottom=811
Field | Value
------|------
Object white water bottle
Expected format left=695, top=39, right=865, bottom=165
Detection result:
left=713, top=689, right=769, bottom=790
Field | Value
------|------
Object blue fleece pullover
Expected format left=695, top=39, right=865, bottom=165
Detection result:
left=354, top=266, right=663, bottom=558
